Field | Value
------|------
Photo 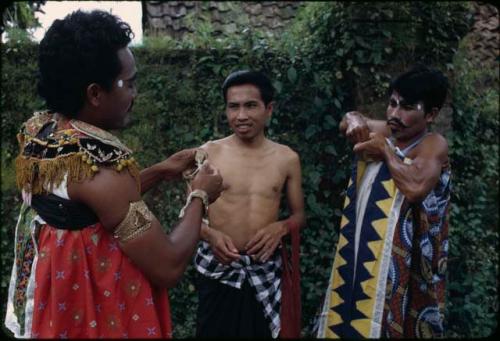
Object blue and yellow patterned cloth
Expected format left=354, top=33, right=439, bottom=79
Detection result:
left=317, top=141, right=451, bottom=338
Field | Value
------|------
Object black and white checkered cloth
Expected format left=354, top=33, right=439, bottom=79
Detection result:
left=194, top=240, right=282, bottom=338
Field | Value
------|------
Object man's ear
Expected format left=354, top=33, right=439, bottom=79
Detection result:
left=86, top=83, right=103, bottom=107
left=266, top=101, right=274, bottom=117
left=425, top=107, right=439, bottom=124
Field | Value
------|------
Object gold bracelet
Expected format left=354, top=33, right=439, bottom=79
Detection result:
left=113, top=200, right=154, bottom=243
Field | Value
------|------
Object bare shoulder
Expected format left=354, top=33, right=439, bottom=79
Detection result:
left=412, top=132, right=449, bottom=163
left=69, top=167, right=139, bottom=203
left=420, top=132, right=448, bottom=153
left=270, top=141, right=300, bottom=165
left=200, top=137, right=232, bottom=153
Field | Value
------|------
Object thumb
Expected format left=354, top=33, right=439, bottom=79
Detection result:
left=201, top=160, right=213, bottom=173
left=353, top=141, right=366, bottom=152
left=225, top=237, right=238, bottom=253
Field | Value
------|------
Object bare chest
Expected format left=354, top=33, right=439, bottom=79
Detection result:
left=212, top=152, right=287, bottom=198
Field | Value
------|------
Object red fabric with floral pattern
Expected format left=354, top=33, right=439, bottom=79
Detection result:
left=31, top=223, right=172, bottom=338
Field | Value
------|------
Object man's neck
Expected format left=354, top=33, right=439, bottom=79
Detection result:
left=394, top=129, right=428, bottom=151
left=76, top=106, right=107, bottom=130
left=230, top=133, right=267, bottom=150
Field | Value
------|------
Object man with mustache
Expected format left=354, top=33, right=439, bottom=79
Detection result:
left=192, top=70, right=305, bottom=338
left=316, top=64, right=451, bottom=338
left=5, top=10, right=223, bottom=339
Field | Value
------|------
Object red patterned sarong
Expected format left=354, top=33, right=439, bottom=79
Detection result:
left=12, top=220, right=172, bottom=338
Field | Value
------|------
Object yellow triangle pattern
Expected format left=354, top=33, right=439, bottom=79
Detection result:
left=360, top=277, right=377, bottom=300
left=340, top=215, right=349, bottom=229
left=326, top=227, right=349, bottom=327
left=356, top=298, right=375, bottom=319
left=381, top=179, right=396, bottom=197
left=336, top=234, right=349, bottom=251
left=367, top=240, right=384, bottom=260
left=363, top=260, right=377, bottom=277
left=325, top=327, right=339, bottom=338
left=331, top=269, right=345, bottom=290
left=371, top=218, right=388, bottom=239
left=350, top=177, right=395, bottom=338
left=329, top=291, right=344, bottom=309
left=326, top=292, right=344, bottom=338
left=375, top=197, right=394, bottom=216
left=324, top=168, right=396, bottom=338
left=351, top=319, right=371, bottom=338
left=343, top=195, right=350, bottom=210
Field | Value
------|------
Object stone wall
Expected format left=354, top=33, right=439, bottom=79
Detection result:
left=468, top=2, right=498, bottom=66
left=143, top=1, right=302, bottom=38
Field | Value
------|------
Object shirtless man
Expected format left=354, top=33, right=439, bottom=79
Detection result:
left=193, top=70, right=305, bottom=338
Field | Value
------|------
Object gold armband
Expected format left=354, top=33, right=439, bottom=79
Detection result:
left=113, top=200, right=154, bottom=243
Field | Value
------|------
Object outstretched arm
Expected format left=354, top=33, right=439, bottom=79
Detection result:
left=69, top=161, right=223, bottom=288
left=140, top=148, right=198, bottom=194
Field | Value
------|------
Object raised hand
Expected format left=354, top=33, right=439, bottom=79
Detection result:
left=160, top=148, right=198, bottom=180
left=341, top=111, right=370, bottom=144
left=353, top=132, right=389, bottom=161
left=191, top=161, right=223, bottom=204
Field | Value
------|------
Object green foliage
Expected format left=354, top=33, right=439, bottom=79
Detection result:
left=0, top=2, right=492, bottom=338
left=280, top=1, right=472, bottom=117
left=1, top=1, right=45, bottom=42
left=446, top=36, right=499, bottom=338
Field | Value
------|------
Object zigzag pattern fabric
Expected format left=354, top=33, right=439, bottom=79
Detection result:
left=317, top=153, right=450, bottom=338
left=317, top=158, right=404, bottom=338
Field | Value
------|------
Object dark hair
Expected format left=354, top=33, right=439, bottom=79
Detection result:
left=221, top=70, right=274, bottom=106
left=37, top=10, right=134, bottom=117
left=388, top=64, right=449, bottom=114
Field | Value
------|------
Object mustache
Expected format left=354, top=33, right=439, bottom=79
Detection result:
left=387, top=118, right=409, bottom=128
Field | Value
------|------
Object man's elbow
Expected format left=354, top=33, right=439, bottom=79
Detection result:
left=149, top=267, right=184, bottom=289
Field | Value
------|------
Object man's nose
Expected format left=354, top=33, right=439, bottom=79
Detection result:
left=236, top=108, right=249, bottom=120
left=388, top=106, right=401, bottom=119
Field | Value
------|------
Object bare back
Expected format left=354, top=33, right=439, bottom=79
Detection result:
left=202, top=136, right=296, bottom=250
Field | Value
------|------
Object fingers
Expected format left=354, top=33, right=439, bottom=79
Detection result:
left=214, top=251, right=232, bottom=265
left=210, top=232, right=240, bottom=265
left=347, top=126, right=369, bottom=144
left=214, top=244, right=239, bottom=265
left=225, top=238, right=239, bottom=255
left=246, top=234, right=267, bottom=255
left=257, top=240, right=279, bottom=262
left=353, top=140, right=368, bottom=153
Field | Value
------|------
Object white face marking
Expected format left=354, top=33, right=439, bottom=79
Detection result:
left=117, top=79, right=124, bottom=88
